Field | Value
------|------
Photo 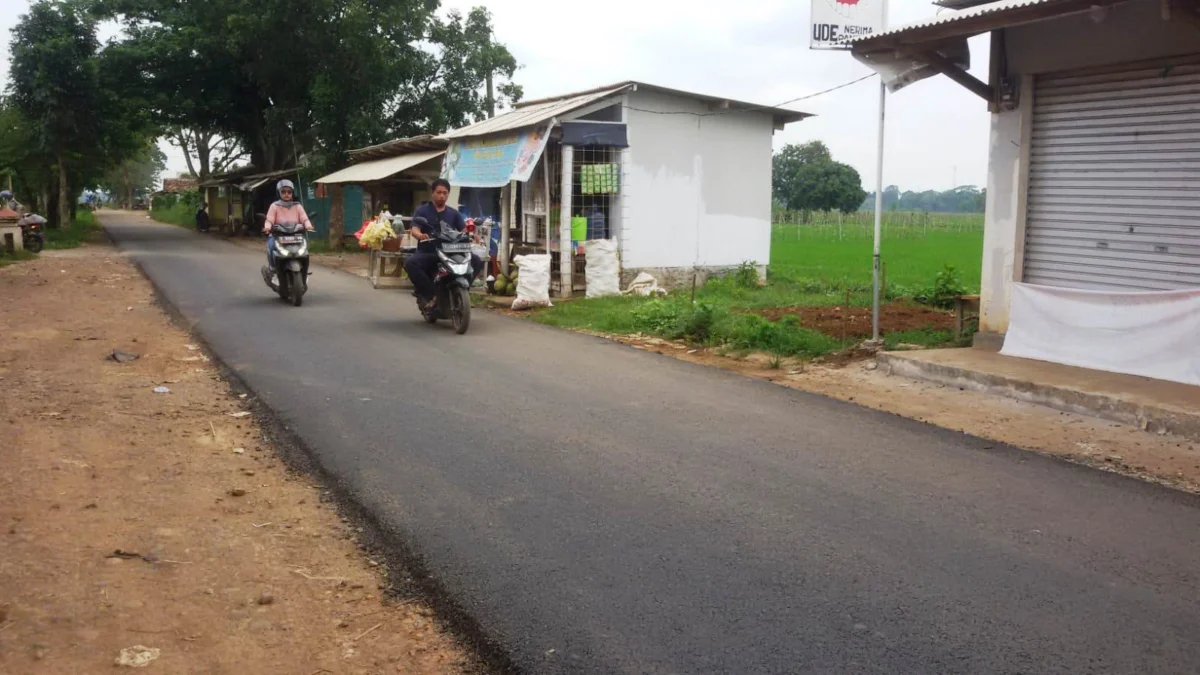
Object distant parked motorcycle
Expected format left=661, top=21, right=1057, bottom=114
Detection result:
left=18, top=213, right=46, bottom=253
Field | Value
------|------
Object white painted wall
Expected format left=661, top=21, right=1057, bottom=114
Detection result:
left=621, top=89, right=776, bottom=271
left=979, top=0, right=1200, bottom=334
left=979, top=103, right=1024, bottom=334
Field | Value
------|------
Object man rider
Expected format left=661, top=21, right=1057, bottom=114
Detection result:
left=262, top=180, right=313, bottom=279
left=404, top=178, right=484, bottom=308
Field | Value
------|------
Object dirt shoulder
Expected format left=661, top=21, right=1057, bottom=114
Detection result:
left=595, top=333, right=1200, bottom=495
left=0, top=245, right=470, bottom=673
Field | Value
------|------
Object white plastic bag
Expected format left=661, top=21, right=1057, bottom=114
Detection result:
left=623, top=272, right=667, bottom=297
left=510, top=254, right=552, bottom=311
left=584, top=239, right=620, bottom=298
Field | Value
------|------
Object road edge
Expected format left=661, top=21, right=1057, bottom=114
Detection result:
left=103, top=218, right=520, bottom=675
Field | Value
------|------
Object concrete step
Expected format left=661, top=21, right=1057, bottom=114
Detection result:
left=878, top=349, right=1200, bottom=441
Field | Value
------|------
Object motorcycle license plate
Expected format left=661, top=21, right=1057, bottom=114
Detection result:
left=278, top=235, right=303, bottom=244
left=441, top=242, right=470, bottom=253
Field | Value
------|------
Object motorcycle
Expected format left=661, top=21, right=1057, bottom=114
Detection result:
left=407, top=216, right=473, bottom=335
left=18, top=214, right=46, bottom=253
left=260, top=222, right=310, bottom=307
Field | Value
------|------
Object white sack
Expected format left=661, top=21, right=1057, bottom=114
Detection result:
left=1001, top=282, right=1200, bottom=386
left=584, top=239, right=620, bottom=298
left=510, top=253, right=552, bottom=311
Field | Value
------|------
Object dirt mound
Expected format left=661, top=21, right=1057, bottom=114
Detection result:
left=755, top=303, right=954, bottom=339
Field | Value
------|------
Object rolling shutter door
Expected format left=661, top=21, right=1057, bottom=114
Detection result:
left=1025, top=61, right=1200, bottom=290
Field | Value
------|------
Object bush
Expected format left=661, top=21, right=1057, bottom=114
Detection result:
left=151, top=189, right=203, bottom=228
left=915, top=264, right=967, bottom=309
left=732, top=261, right=760, bottom=289
left=722, top=313, right=840, bottom=358
left=631, top=299, right=685, bottom=335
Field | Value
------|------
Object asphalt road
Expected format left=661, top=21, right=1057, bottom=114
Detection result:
left=105, top=213, right=1200, bottom=674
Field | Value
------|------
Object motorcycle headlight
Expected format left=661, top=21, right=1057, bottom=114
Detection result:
left=275, top=241, right=291, bottom=256
left=448, top=262, right=470, bottom=276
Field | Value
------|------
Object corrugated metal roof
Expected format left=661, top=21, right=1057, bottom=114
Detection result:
left=346, top=135, right=447, bottom=163
left=441, top=81, right=811, bottom=140
left=316, top=149, right=445, bottom=185
left=440, top=85, right=633, bottom=140
left=848, top=0, right=1125, bottom=48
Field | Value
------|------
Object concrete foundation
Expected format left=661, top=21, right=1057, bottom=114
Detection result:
left=878, top=349, right=1200, bottom=441
left=972, top=331, right=1005, bottom=352
left=0, top=224, right=23, bottom=253
left=619, top=264, right=765, bottom=292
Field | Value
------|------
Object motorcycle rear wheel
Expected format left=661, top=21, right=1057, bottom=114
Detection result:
left=24, top=236, right=43, bottom=254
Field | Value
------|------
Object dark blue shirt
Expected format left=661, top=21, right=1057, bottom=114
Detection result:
left=413, top=203, right=466, bottom=251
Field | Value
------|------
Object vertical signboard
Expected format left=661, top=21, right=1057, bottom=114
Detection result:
left=810, top=0, right=887, bottom=50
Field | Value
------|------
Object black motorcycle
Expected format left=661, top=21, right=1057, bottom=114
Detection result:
left=18, top=214, right=45, bottom=253
left=410, top=216, right=473, bottom=335
left=260, top=222, right=310, bottom=307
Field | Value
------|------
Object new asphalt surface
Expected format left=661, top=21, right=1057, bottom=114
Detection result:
left=105, top=213, right=1200, bottom=674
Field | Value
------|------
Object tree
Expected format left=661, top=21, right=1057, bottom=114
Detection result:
left=100, top=140, right=166, bottom=208
left=773, top=141, right=865, bottom=214
left=8, top=1, right=103, bottom=228
left=390, top=7, right=522, bottom=132
left=92, top=0, right=522, bottom=173
left=7, top=1, right=155, bottom=226
left=860, top=184, right=987, bottom=213
left=169, top=128, right=246, bottom=179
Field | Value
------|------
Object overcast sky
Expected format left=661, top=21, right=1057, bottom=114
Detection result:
left=0, top=0, right=991, bottom=192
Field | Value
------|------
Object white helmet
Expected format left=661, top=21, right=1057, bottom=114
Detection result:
left=276, top=179, right=296, bottom=198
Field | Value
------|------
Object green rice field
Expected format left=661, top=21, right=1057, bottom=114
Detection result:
left=770, top=211, right=984, bottom=293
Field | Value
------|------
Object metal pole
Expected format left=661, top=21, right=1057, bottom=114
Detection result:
left=871, top=79, right=886, bottom=344
left=559, top=144, right=574, bottom=298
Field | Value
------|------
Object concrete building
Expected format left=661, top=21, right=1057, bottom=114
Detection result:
left=852, top=0, right=1200, bottom=342
left=321, top=82, right=808, bottom=294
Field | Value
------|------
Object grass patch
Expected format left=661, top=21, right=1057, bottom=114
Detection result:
left=44, top=210, right=105, bottom=250
left=150, top=202, right=195, bottom=228
left=534, top=293, right=841, bottom=359
left=531, top=212, right=984, bottom=358
left=770, top=219, right=983, bottom=295
left=882, top=328, right=960, bottom=351
left=307, top=239, right=367, bottom=255
left=0, top=249, right=37, bottom=269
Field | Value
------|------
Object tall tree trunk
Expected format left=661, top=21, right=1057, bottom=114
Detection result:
left=486, top=71, right=495, bottom=118
left=330, top=184, right=344, bottom=249
left=197, top=131, right=213, bottom=178
left=175, top=129, right=199, bottom=178
left=57, top=155, right=69, bottom=230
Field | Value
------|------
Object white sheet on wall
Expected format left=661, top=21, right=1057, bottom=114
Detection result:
left=1001, top=283, right=1200, bottom=386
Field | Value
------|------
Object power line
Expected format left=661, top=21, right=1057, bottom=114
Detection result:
left=622, top=73, right=878, bottom=117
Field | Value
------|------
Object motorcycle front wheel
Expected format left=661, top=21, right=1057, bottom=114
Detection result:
left=450, top=286, right=471, bottom=335
left=289, top=270, right=304, bottom=307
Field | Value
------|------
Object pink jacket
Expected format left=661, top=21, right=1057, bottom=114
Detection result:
left=265, top=202, right=311, bottom=230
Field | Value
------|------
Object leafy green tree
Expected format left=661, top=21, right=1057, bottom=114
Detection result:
left=92, top=0, right=521, bottom=173
left=7, top=1, right=155, bottom=225
left=8, top=1, right=104, bottom=227
left=773, top=141, right=865, bottom=214
left=100, top=140, right=166, bottom=208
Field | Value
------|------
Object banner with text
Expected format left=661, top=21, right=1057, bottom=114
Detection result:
left=810, top=0, right=887, bottom=50
left=441, top=124, right=553, bottom=188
